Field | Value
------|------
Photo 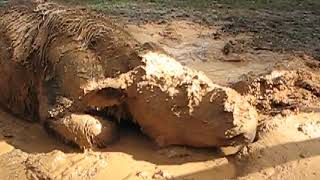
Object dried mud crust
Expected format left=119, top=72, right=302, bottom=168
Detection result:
left=233, top=69, right=320, bottom=116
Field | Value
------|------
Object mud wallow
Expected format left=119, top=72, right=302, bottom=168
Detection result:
left=0, top=1, right=258, bottom=155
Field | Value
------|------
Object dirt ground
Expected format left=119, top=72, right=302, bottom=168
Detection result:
left=1, top=1, right=320, bottom=180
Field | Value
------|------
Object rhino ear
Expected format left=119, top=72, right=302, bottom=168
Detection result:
left=140, top=42, right=170, bottom=55
left=13, top=23, right=49, bottom=69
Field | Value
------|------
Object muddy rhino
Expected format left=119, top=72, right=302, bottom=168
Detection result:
left=0, top=2, right=258, bottom=154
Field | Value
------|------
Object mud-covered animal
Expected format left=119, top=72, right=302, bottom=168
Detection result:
left=0, top=1, right=258, bottom=154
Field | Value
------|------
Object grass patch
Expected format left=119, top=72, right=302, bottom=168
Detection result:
left=58, top=0, right=132, bottom=12
left=62, top=0, right=320, bottom=11
left=217, top=0, right=320, bottom=10
left=79, top=0, right=320, bottom=10
left=0, top=0, right=8, bottom=6
left=163, top=0, right=320, bottom=11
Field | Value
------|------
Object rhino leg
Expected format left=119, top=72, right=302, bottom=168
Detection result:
left=0, top=30, right=39, bottom=121
left=46, top=113, right=119, bottom=150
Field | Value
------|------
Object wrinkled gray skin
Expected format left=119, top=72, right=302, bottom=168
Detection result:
left=0, top=2, right=142, bottom=148
left=0, top=2, right=258, bottom=153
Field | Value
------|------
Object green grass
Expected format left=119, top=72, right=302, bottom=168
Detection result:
left=169, top=0, right=320, bottom=11
left=217, top=0, right=320, bottom=10
left=62, top=0, right=320, bottom=11
left=0, top=0, right=8, bottom=6
left=59, top=0, right=132, bottom=11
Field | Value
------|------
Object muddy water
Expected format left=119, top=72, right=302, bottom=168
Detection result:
left=188, top=60, right=273, bottom=85
left=96, top=128, right=236, bottom=180
left=126, top=21, right=291, bottom=86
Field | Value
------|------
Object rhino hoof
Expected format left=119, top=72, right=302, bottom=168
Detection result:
left=47, top=114, right=118, bottom=150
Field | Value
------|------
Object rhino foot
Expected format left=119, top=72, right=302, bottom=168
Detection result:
left=46, top=114, right=118, bottom=150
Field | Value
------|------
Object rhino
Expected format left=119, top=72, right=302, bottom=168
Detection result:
left=0, top=1, right=258, bottom=154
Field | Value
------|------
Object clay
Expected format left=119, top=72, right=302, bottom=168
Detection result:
left=0, top=1, right=258, bottom=152
left=0, top=149, right=108, bottom=180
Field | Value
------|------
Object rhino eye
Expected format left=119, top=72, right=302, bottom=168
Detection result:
left=88, top=39, right=98, bottom=50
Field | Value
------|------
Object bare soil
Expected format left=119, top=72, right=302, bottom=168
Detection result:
left=1, top=1, right=320, bottom=180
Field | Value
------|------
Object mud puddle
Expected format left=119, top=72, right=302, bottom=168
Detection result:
left=126, top=21, right=298, bottom=86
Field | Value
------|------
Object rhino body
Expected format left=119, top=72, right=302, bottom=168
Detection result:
left=0, top=2, right=257, bottom=153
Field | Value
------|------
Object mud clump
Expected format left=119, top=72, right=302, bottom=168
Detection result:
left=233, top=69, right=320, bottom=116
left=0, top=1, right=258, bottom=152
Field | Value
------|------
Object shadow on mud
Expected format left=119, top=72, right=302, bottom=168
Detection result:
left=175, top=137, right=320, bottom=179
left=101, top=123, right=223, bottom=165
left=0, top=109, right=76, bottom=153
left=0, top=108, right=220, bottom=165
